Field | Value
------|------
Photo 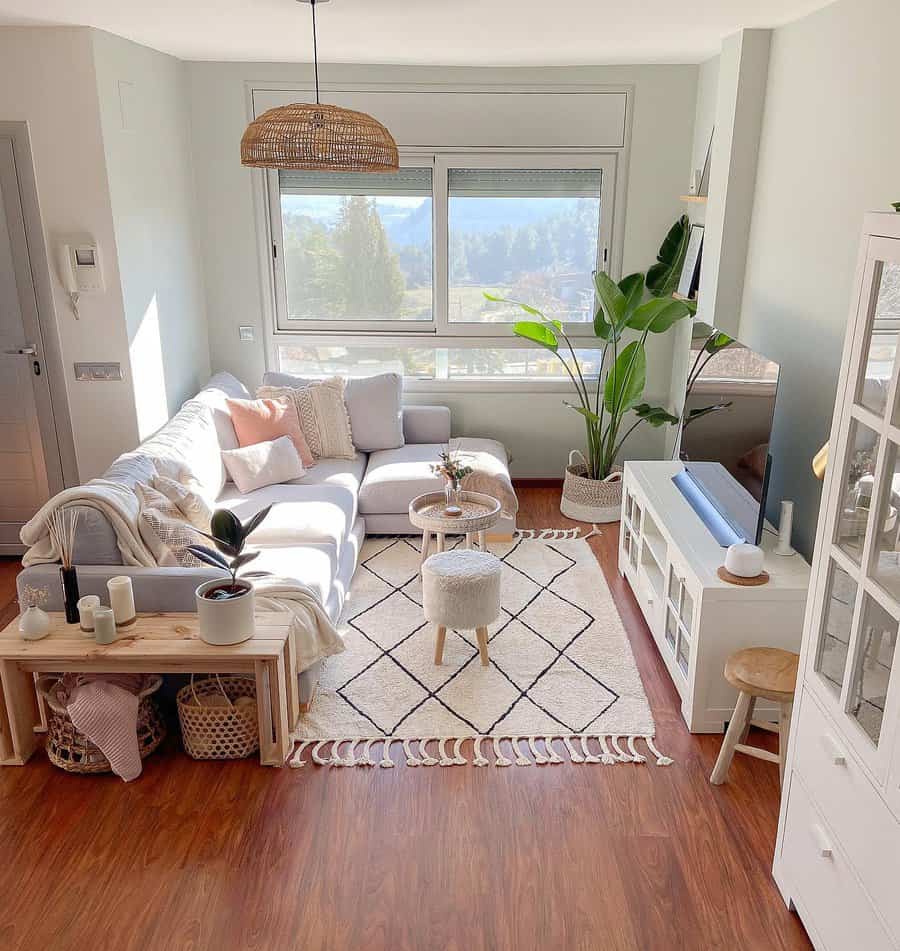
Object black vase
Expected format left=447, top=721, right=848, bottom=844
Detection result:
left=60, top=566, right=80, bottom=624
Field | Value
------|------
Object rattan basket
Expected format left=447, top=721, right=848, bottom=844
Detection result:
left=37, top=674, right=166, bottom=775
left=559, top=452, right=624, bottom=524
left=177, top=675, right=259, bottom=760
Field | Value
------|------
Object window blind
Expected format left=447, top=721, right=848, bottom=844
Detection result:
left=279, top=167, right=433, bottom=197
left=448, top=167, right=602, bottom=199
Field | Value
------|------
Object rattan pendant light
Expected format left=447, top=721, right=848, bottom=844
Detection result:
left=240, top=0, right=399, bottom=172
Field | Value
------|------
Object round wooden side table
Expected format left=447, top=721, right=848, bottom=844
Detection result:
left=409, top=490, right=501, bottom=572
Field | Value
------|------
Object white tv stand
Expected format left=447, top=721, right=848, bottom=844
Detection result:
left=619, top=461, right=811, bottom=732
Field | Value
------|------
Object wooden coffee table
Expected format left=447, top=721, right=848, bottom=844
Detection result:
left=0, top=611, right=298, bottom=768
left=409, top=490, right=501, bottom=571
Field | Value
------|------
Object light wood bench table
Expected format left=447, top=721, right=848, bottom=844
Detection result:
left=0, top=611, right=298, bottom=768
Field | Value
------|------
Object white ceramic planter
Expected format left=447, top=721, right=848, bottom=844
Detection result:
left=195, top=580, right=255, bottom=646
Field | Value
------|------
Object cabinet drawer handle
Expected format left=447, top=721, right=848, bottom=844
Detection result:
left=820, top=732, right=847, bottom=767
left=811, top=824, right=833, bottom=859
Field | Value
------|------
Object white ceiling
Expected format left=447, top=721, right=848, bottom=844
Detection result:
left=0, top=0, right=835, bottom=65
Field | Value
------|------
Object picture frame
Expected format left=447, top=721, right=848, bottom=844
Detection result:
left=677, top=224, right=704, bottom=299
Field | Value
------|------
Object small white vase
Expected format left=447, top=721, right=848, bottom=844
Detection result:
left=195, top=579, right=255, bottom=646
left=19, top=605, right=50, bottom=640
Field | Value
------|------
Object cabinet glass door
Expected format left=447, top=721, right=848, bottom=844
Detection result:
left=809, top=237, right=900, bottom=782
left=665, top=563, right=694, bottom=679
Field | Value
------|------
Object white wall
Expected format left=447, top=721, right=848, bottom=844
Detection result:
left=91, top=30, right=210, bottom=439
left=0, top=27, right=139, bottom=480
left=188, top=61, right=697, bottom=476
left=739, top=0, right=900, bottom=556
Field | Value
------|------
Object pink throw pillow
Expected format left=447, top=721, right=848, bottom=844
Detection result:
left=226, top=396, right=314, bottom=468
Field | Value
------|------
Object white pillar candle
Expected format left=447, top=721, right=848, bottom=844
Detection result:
left=77, top=595, right=100, bottom=634
left=93, top=606, right=117, bottom=645
left=107, top=576, right=136, bottom=627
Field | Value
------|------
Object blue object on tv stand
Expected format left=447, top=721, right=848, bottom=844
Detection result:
left=672, top=469, right=743, bottom=548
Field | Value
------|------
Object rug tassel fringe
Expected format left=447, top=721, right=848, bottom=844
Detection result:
left=289, top=735, right=673, bottom=769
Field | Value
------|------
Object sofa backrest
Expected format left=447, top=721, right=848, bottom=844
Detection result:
left=261, top=370, right=451, bottom=446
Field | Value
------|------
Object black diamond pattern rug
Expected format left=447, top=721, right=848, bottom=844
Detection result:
left=291, top=535, right=669, bottom=768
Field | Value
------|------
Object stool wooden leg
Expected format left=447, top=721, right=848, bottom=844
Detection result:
left=434, top=626, right=447, bottom=666
left=739, top=696, right=757, bottom=744
left=710, top=690, right=753, bottom=785
left=778, top=701, right=793, bottom=787
left=475, top=627, right=489, bottom=667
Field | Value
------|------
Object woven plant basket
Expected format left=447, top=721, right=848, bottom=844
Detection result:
left=177, top=675, right=259, bottom=761
left=560, top=451, right=624, bottom=524
left=37, top=674, right=165, bottom=775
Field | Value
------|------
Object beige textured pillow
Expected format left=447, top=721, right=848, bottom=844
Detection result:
left=257, top=377, right=355, bottom=460
left=135, top=483, right=207, bottom=568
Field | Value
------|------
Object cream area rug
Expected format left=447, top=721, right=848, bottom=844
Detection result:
left=289, top=532, right=672, bottom=769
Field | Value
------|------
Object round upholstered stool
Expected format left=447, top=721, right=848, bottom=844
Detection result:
left=710, top=647, right=799, bottom=787
left=422, top=550, right=502, bottom=667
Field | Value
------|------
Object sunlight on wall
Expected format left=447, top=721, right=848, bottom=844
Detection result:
left=130, top=294, right=169, bottom=439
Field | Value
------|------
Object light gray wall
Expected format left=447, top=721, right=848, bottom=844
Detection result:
left=187, top=61, right=698, bottom=476
left=0, top=27, right=139, bottom=480
left=665, top=53, right=720, bottom=458
left=739, top=0, right=900, bottom=557
left=91, top=30, right=210, bottom=440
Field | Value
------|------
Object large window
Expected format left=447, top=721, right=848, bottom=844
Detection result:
left=448, top=168, right=602, bottom=325
left=268, top=153, right=616, bottom=381
left=275, top=168, right=433, bottom=329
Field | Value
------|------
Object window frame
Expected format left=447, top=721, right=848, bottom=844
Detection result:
left=264, top=149, right=620, bottom=382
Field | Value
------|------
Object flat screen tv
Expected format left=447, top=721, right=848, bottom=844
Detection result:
left=674, top=324, right=780, bottom=546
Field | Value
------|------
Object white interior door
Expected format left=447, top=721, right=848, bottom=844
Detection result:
left=0, top=136, right=60, bottom=552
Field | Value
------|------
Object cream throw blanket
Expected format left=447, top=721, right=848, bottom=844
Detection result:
left=20, top=488, right=344, bottom=670
left=450, top=437, right=519, bottom=519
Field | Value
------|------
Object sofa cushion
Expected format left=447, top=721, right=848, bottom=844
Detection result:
left=246, top=543, right=339, bottom=607
left=289, top=453, right=367, bottom=492
left=358, top=443, right=445, bottom=515
left=216, top=481, right=357, bottom=550
left=193, top=372, right=250, bottom=451
left=136, top=400, right=226, bottom=505
left=263, top=371, right=404, bottom=452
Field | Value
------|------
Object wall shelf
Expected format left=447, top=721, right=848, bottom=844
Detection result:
left=679, top=194, right=708, bottom=204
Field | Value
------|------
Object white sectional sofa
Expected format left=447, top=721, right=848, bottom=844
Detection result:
left=17, top=372, right=515, bottom=699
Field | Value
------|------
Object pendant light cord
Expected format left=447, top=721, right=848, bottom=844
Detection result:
left=310, top=0, right=320, bottom=104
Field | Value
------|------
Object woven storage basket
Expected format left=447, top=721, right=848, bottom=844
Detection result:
left=177, top=675, right=259, bottom=760
left=37, top=674, right=166, bottom=775
left=560, top=452, right=624, bottom=524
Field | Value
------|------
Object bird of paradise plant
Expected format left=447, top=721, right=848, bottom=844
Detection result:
left=486, top=218, right=697, bottom=481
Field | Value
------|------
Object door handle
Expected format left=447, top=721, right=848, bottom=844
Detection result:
left=4, top=345, right=37, bottom=356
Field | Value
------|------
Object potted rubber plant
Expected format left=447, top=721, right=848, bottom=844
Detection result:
left=487, top=217, right=696, bottom=522
left=187, top=506, right=272, bottom=645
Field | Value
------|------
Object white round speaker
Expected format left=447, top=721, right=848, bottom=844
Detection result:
left=724, top=542, right=765, bottom=578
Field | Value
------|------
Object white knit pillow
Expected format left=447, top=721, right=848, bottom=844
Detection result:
left=135, top=483, right=206, bottom=568
left=257, top=377, right=355, bottom=460
left=222, top=436, right=305, bottom=494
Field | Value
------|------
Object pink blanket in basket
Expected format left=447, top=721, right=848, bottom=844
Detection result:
left=64, top=674, right=145, bottom=782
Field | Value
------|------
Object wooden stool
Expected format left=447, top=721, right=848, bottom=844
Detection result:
left=710, top=647, right=799, bottom=787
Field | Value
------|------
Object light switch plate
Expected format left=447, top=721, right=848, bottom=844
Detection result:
left=74, top=362, right=124, bottom=382
left=239, top=325, right=255, bottom=342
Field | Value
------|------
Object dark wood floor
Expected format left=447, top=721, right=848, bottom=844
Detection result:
left=0, top=488, right=811, bottom=951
